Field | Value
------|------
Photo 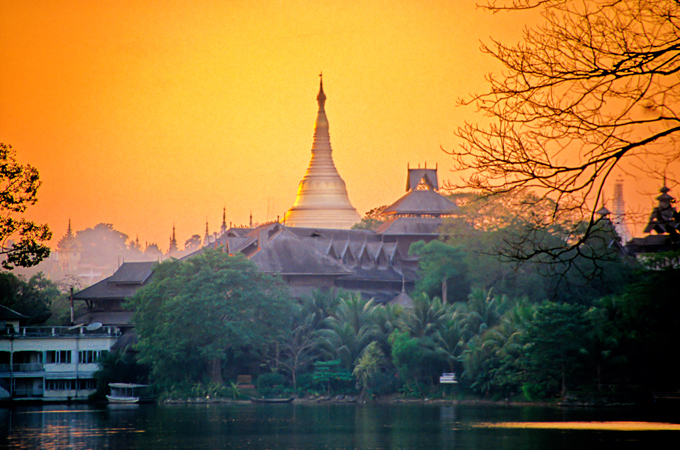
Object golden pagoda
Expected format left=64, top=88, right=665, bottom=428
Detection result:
left=284, top=77, right=360, bottom=229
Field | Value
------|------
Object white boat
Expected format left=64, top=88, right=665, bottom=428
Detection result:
left=106, top=383, right=148, bottom=403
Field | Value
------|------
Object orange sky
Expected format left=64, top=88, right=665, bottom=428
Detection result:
left=0, top=0, right=674, bottom=252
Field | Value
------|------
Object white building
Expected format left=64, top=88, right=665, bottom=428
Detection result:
left=0, top=313, right=120, bottom=401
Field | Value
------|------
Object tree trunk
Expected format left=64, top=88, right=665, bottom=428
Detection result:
left=442, top=278, right=448, bottom=304
left=208, top=358, right=223, bottom=385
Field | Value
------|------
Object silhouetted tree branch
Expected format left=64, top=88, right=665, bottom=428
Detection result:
left=451, top=0, right=680, bottom=261
left=0, top=143, right=51, bottom=269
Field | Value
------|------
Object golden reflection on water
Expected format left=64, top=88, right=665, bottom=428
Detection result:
left=472, top=421, right=680, bottom=431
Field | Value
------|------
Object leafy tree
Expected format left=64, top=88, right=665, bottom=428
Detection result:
left=460, top=298, right=531, bottom=397
left=317, top=293, right=381, bottom=370
left=93, top=350, right=149, bottom=399
left=389, top=329, right=425, bottom=387
left=522, top=302, right=590, bottom=397
left=614, top=266, right=680, bottom=390
left=453, top=0, right=680, bottom=260
left=444, top=191, right=635, bottom=304
left=184, top=234, right=202, bottom=252
left=352, top=341, right=387, bottom=396
left=312, top=360, right=354, bottom=395
left=410, top=240, right=470, bottom=303
left=0, top=271, right=60, bottom=323
left=0, top=143, right=51, bottom=269
left=127, top=250, right=291, bottom=388
left=352, top=205, right=387, bottom=231
left=272, top=300, right=320, bottom=390
left=76, top=223, right=141, bottom=268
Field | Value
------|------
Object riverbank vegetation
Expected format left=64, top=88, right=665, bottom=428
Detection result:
left=112, top=192, right=679, bottom=403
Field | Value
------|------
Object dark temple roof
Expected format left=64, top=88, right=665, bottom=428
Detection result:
left=73, top=261, right=156, bottom=301
left=382, top=190, right=458, bottom=217
left=376, top=217, right=444, bottom=235
left=0, top=304, right=28, bottom=321
left=250, top=228, right=352, bottom=276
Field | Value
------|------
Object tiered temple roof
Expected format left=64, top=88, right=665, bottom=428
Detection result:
left=626, top=185, right=680, bottom=254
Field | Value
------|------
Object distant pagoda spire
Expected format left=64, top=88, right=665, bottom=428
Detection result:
left=221, top=207, right=227, bottom=235
left=169, top=224, right=178, bottom=255
left=66, top=219, right=74, bottom=238
left=283, top=75, right=360, bottom=229
left=203, top=220, right=210, bottom=246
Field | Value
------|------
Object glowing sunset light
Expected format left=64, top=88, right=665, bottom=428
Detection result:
left=0, top=1, right=673, bottom=252
left=472, top=421, right=680, bottom=431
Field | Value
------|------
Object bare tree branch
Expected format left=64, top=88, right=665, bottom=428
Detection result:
left=452, top=0, right=680, bottom=263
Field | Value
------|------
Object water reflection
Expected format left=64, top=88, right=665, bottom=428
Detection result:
left=0, top=403, right=678, bottom=449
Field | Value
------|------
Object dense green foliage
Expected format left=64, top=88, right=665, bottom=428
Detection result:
left=0, top=272, right=62, bottom=323
left=92, top=350, right=149, bottom=399
left=126, top=250, right=291, bottom=389
left=111, top=192, right=676, bottom=403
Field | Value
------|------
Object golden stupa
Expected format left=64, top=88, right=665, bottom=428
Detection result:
left=284, top=77, right=360, bottom=229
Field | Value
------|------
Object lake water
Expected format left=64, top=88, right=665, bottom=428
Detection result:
left=1, top=402, right=679, bottom=449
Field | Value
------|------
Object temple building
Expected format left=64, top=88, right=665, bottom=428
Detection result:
left=283, top=77, right=360, bottom=229
left=69, top=79, right=459, bottom=346
left=55, top=220, right=81, bottom=272
left=626, top=184, right=680, bottom=254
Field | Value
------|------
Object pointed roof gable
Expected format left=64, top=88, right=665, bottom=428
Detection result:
left=249, top=228, right=352, bottom=276
left=407, top=168, right=439, bottom=191
left=383, top=165, right=458, bottom=218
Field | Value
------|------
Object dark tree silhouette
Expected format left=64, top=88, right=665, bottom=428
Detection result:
left=0, top=143, right=51, bottom=269
left=451, top=0, right=680, bottom=260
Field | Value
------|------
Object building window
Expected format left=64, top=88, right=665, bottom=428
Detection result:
left=46, top=379, right=75, bottom=390
left=45, top=379, right=96, bottom=391
left=78, top=379, right=97, bottom=390
left=78, top=350, right=102, bottom=364
left=45, top=350, right=72, bottom=364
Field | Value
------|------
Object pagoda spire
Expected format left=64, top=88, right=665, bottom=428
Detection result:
left=221, top=207, right=227, bottom=234
left=283, top=77, right=360, bottom=229
left=169, top=224, right=178, bottom=255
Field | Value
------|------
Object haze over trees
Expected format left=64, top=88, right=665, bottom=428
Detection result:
left=452, top=0, right=680, bottom=260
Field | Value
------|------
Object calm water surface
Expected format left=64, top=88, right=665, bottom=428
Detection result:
left=1, top=402, right=678, bottom=449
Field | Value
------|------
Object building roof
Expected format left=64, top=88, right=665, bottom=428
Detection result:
left=73, top=261, right=155, bottom=301
left=388, top=290, right=414, bottom=308
left=382, top=189, right=458, bottom=217
left=249, top=228, right=353, bottom=276
left=376, top=217, right=444, bottom=235
left=0, top=304, right=28, bottom=321
left=75, top=311, right=133, bottom=326
left=407, top=168, right=439, bottom=191
left=107, top=261, right=155, bottom=284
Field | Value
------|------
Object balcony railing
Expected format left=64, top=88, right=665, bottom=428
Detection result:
left=13, top=388, right=43, bottom=397
left=1, top=326, right=120, bottom=338
left=0, top=363, right=44, bottom=373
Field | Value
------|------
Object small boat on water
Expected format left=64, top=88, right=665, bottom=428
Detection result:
left=249, top=396, right=294, bottom=403
left=107, top=383, right=150, bottom=404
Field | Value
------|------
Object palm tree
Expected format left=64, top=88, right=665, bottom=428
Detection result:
left=317, top=293, right=381, bottom=370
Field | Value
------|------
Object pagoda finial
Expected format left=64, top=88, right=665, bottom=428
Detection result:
left=221, top=207, right=227, bottom=234
left=169, top=224, right=178, bottom=254
left=317, top=72, right=326, bottom=108
left=67, top=219, right=73, bottom=237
